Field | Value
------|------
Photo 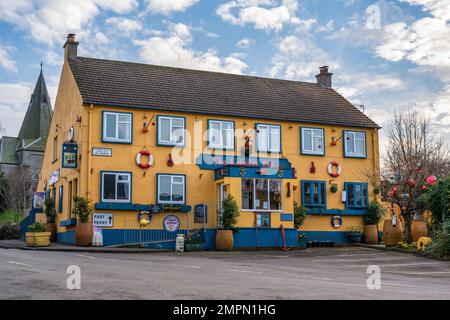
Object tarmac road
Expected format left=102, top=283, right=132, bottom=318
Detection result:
left=1, top=246, right=449, bottom=300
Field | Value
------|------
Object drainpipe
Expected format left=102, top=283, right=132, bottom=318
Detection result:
left=87, top=104, right=94, bottom=200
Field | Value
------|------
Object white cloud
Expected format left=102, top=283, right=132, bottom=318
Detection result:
left=134, top=23, right=248, bottom=74
left=0, top=44, right=17, bottom=72
left=145, top=0, right=199, bottom=15
left=0, top=82, right=33, bottom=137
left=106, top=17, right=143, bottom=34
left=270, top=35, right=337, bottom=80
left=217, top=0, right=301, bottom=31
left=399, top=0, right=450, bottom=21
left=236, top=38, right=254, bottom=48
left=0, top=0, right=138, bottom=47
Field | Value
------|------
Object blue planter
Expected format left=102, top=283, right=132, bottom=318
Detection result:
left=185, top=243, right=206, bottom=252
left=347, top=233, right=362, bottom=244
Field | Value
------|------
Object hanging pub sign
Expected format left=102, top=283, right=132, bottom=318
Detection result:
left=33, top=192, right=46, bottom=210
left=62, top=143, right=78, bottom=169
left=48, top=169, right=60, bottom=186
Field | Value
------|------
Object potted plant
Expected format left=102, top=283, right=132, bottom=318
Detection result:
left=44, top=198, right=56, bottom=241
left=25, top=222, right=51, bottom=247
left=73, top=196, right=93, bottom=247
left=216, top=195, right=239, bottom=251
left=347, top=225, right=363, bottom=244
left=363, top=200, right=382, bottom=245
left=294, top=201, right=308, bottom=249
left=184, top=230, right=206, bottom=251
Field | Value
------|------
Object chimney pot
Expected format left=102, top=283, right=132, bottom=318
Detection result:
left=64, top=33, right=79, bottom=61
left=316, top=66, right=333, bottom=88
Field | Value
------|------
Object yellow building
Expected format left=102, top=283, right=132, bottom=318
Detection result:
left=36, top=34, right=380, bottom=248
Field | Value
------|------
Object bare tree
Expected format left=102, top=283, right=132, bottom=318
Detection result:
left=0, top=166, right=34, bottom=223
left=382, top=111, right=450, bottom=242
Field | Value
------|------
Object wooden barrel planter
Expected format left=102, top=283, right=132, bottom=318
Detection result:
left=412, top=221, right=428, bottom=242
left=76, top=222, right=93, bottom=247
left=215, top=230, right=234, bottom=251
left=364, top=225, right=378, bottom=245
left=382, top=220, right=403, bottom=247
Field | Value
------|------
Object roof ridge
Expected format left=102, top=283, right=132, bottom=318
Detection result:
left=75, top=56, right=322, bottom=87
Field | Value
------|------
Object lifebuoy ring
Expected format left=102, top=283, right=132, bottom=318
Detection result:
left=136, top=150, right=154, bottom=169
left=331, top=216, right=343, bottom=228
left=328, top=161, right=342, bottom=178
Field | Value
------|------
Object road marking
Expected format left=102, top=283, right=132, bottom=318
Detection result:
left=295, top=275, right=334, bottom=281
left=73, top=254, right=98, bottom=260
left=228, top=269, right=261, bottom=274
left=8, top=261, right=33, bottom=267
left=172, top=264, right=201, bottom=269
left=320, top=257, right=407, bottom=262
left=381, top=282, right=418, bottom=288
left=378, top=262, right=443, bottom=267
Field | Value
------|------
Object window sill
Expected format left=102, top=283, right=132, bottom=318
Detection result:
left=307, top=209, right=368, bottom=216
left=60, top=219, right=77, bottom=227
left=344, top=154, right=367, bottom=159
left=241, top=210, right=283, bottom=213
left=102, top=139, right=132, bottom=145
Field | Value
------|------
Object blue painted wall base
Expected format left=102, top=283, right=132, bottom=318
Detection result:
left=300, top=231, right=351, bottom=244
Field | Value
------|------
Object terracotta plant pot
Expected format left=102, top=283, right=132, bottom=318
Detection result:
left=411, top=220, right=428, bottom=242
left=215, top=230, right=234, bottom=251
left=364, top=225, right=378, bottom=245
left=76, top=222, right=93, bottom=247
left=44, top=223, right=56, bottom=242
left=382, top=219, right=403, bottom=247
left=26, top=232, right=51, bottom=247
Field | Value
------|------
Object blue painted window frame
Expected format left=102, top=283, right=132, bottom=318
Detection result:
left=256, top=123, right=281, bottom=153
left=301, top=180, right=327, bottom=208
left=101, top=111, right=133, bottom=144
left=345, top=182, right=369, bottom=209
left=156, top=174, right=186, bottom=205
left=343, top=130, right=367, bottom=158
left=100, top=171, right=132, bottom=204
left=207, top=119, right=235, bottom=150
left=300, top=127, right=325, bottom=156
left=157, top=115, right=186, bottom=147
left=58, top=185, right=63, bottom=213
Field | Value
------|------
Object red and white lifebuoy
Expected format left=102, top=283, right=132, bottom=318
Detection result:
left=136, top=150, right=154, bottom=169
left=328, top=161, right=342, bottom=178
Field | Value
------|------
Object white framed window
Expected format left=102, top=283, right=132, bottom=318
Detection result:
left=344, top=131, right=367, bottom=158
left=158, top=116, right=185, bottom=146
left=103, top=112, right=132, bottom=143
left=101, top=172, right=131, bottom=203
left=256, top=124, right=281, bottom=153
left=208, top=120, right=234, bottom=150
left=301, top=127, right=324, bottom=155
left=158, top=174, right=185, bottom=204
left=241, top=179, right=282, bottom=212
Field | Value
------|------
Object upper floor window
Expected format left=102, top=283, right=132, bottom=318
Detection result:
left=345, top=182, right=369, bottom=209
left=53, top=136, right=58, bottom=161
left=208, top=120, right=234, bottom=150
left=102, top=112, right=132, bottom=144
left=241, top=179, right=282, bottom=212
left=301, top=180, right=326, bottom=208
left=344, top=131, right=366, bottom=158
left=158, top=116, right=185, bottom=146
left=101, top=171, right=131, bottom=203
left=256, top=124, right=281, bottom=153
left=301, top=127, right=324, bottom=155
left=158, top=174, right=185, bottom=204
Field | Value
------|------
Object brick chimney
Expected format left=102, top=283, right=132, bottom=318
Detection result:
left=316, top=66, right=333, bottom=88
left=64, top=34, right=79, bottom=61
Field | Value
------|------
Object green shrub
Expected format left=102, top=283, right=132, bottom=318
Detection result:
left=44, top=198, right=56, bottom=224
left=72, top=196, right=92, bottom=223
left=432, top=219, right=450, bottom=258
left=27, top=222, right=46, bottom=233
left=219, top=195, right=239, bottom=230
left=363, top=200, right=382, bottom=225
left=0, top=223, right=19, bottom=240
left=427, top=178, right=450, bottom=229
left=294, top=201, right=307, bottom=229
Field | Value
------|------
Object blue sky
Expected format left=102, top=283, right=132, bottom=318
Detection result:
left=0, top=0, right=449, bottom=146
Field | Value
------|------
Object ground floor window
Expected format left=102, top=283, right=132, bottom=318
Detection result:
left=157, top=174, right=185, bottom=204
left=242, top=179, right=282, bottom=211
left=345, top=182, right=369, bottom=209
left=301, top=180, right=326, bottom=208
left=101, top=172, right=131, bottom=203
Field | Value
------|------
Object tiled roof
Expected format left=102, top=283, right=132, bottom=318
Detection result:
left=69, top=57, right=380, bottom=128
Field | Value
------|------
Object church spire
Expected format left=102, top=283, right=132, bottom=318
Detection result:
left=17, top=66, right=53, bottom=144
